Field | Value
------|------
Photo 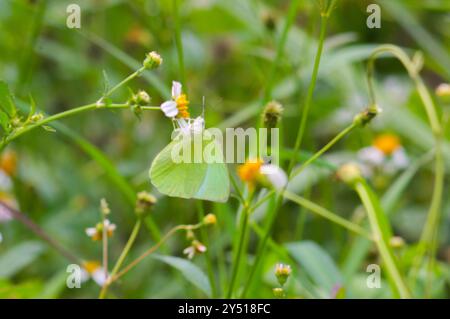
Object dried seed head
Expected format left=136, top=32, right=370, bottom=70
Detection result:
left=135, top=191, right=157, bottom=217
left=262, top=100, right=284, bottom=129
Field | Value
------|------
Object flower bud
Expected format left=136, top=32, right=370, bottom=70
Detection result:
left=262, top=100, right=283, bottom=129
left=135, top=191, right=157, bottom=217
left=353, top=104, right=381, bottom=127
left=275, top=263, right=292, bottom=286
left=143, top=51, right=162, bottom=69
left=30, top=113, right=44, bottom=123
left=272, top=287, right=285, bottom=298
left=389, top=236, right=405, bottom=249
left=100, top=198, right=110, bottom=215
left=336, top=163, right=362, bottom=186
left=203, top=213, right=217, bottom=226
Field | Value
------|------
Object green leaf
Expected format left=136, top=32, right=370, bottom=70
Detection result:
left=0, top=241, right=45, bottom=278
left=0, top=81, right=16, bottom=118
left=153, top=255, right=212, bottom=297
left=286, top=241, right=343, bottom=294
left=38, top=270, right=68, bottom=299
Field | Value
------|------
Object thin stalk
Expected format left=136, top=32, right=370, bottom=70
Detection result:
left=104, top=67, right=146, bottom=98
left=99, top=219, right=142, bottom=299
left=173, top=0, right=186, bottom=86
left=262, top=0, right=301, bottom=103
left=197, top=202, right=218, bottom=298
left=110, top=223, right=203, bottom=283
left=354, top=180, right=411, bottom=298
left=0, top=201, right=81, bottom=265
left=102, top=214, right=108, bottom=277
left=283, top=191, right=373, bottom=240
left=290, top=122, right=357, bottom=178
left=226, top=200, right=251, bottom=298
left=366, top=44, right=444, bottom=286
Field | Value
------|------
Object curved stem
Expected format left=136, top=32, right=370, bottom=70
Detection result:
left=366, top=44, right=444, bottom=286
left=99, top=219, right=142, bottom=299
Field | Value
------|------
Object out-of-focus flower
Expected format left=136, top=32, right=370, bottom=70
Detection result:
left=0, top=150, right=19, bottom=243
left=125, top=25, right=152, bottom=46
left=238, top=159, right=287, bottom=190
left=336, top=163, right=362, bottom=186
left=262, top=100, right=283, bottom=129
left=183, top=239, right=207, bottom=259
left=81, top=261, right=108, bottom=286
left=85, top=219, right=116, bottom=241
left=135, top=191, right=157, bottom=217
left=203, top=213, right=217, bottom=225
left=357, top=133, right=409, bottom=177
left=436, top=83, right=450, bottom=97
left=272, top=287, right=285, bottom=298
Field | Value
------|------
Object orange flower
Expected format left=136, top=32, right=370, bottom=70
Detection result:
left=0, top=151, right=17, bottom=176
left=237, top=159, right=263, bottom=187
left=373, top=134, right=400, bottom=155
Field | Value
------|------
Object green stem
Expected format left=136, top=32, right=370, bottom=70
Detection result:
left=104, top=66, right=146, bottom=98
left=366, top=44, right=444, bottom=287
left=99, top=219, right=142, bottom=299
left=173, top=0, right=186, bottom=86
left=290, top=122, right=357, bottom=179
left=226, top=200, right=251, bottom=298
left=354, top=180, right=411, bottom=298
left=283, top=190, right=372, bottom=240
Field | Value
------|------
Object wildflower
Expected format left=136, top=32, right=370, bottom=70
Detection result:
left=82, top=261, right=108, bottom=286
left=183, top=239, right=207, bottom=259
left=357, top=133, right=409, bottom=176
left=143, top=51, right=162, bottom=69
left=262, top=100, right=283, bottom=129
left=161, top=81, right=205, bottom=136
left=436, top=83, right=450, bottom=97
left=275, top=263, right=292, bottom=286
left=85, top=219, right=116, bottom=241
left=238, top=159, right=287, bottom=190
left=0, top=150, right=17, bottom=177
left=135, top=191, right=157, bottom=217
left=390, top=236, right=405, bottom=249
left=203, top=213, right=217, bottom=226
left=129, top=90, right=151, bottom=107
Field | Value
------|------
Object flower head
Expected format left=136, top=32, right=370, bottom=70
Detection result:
left=275, top=263, right=292, bottom=286
left=82, top=261, right=108, bottom=286
left=143, top=51, right=162, bottom=69
left=135, top=191, right=157, bottom=216
left=238, top=159, right=287, bottom=190
left=161, top=81, right=190, bottom=119
left=436, top=83, right=450, bottom=97
left=262, top=100, right=283, bottom=129
left=203, top=213, right=217, bottom=226
left=183, top=239, right=207, bottom=259
left=85, top=219, right=116, bottom=241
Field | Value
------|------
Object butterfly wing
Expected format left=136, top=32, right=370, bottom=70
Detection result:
left=149, top=131, right=230, bottom=202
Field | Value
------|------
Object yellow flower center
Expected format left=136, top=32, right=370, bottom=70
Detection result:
left=373, top=134, right=401, bottom=155
left=175, top=94, right=190, bottom=118
left=238, top=159, right=263, bottom=187
left=83, top=261, right=101, bottom=274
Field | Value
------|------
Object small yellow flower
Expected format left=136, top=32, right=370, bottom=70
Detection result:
left=275, top=263, right=292, bottom=286
left=203, top=213, right=217, bottom=225
left=161, top=81, right=190, bottom=119
left=0, top=150, right=17, bottom=177
left=82, top=261, right=108, bottom=286
left=436, top=83, right=450, bottom=97
left=237, top=159, right=263, bottom=188
left=373, top=134, right=401, bottom=155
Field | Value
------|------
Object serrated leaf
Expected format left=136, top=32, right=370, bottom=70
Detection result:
left=0, top=81, right=17, bottom=118
left=0, top=241, right=45, bottom=278
left=152, top=254, right=212, bottom=297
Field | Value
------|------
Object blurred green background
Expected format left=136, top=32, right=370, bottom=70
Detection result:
left=0, top=0, right=449, bottom=298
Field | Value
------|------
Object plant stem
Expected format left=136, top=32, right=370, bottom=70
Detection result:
left=104, top=67, right=146, bottom=98
left=99, top=219, right=142, bottom=299
left=226, top=200, right=251, bottom=298
left=283, top=190, right=373, bottom=240
left=173, top=0, right=186, bottom=87
left=354, top=179, right=411, bottom=298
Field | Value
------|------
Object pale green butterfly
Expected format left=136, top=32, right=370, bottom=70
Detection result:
left=149, top=113, right=230, bottom=203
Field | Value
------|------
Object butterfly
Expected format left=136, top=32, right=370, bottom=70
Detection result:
left=149, top=117, right=230, bottom=203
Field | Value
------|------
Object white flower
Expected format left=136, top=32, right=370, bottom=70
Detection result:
left=85, top=219, right=116, bottom=241
left=260, top=164, right=288, bottom=189
left=81, top=261, right=109, bottom=286
left=161, top=81, right=188, bottom=118
left=358, top=147, right=385, bottom=166
left=183, top=240, right=207, bottom=259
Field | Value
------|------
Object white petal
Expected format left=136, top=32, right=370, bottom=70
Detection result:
left=260, top=164, right=288, bottom=189
left=85, top=228, right=97, bottom=237
left=108, top=223, right=116, bottom=232
left=92, top=268, right=108, bottom=286
left=191, top=117, right=204, bottom=133
left=172, top=81, right=182, bottom=98
left=392, top=148, right=409, bottom=168
left=161, top=101, right=178, bottom=118
left=0, top=170, right=12, bottom=192
left=358, top=147, right=385, bottom=166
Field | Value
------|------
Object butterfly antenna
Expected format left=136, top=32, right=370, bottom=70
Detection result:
left=202, top=96, right=205, bottom=119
